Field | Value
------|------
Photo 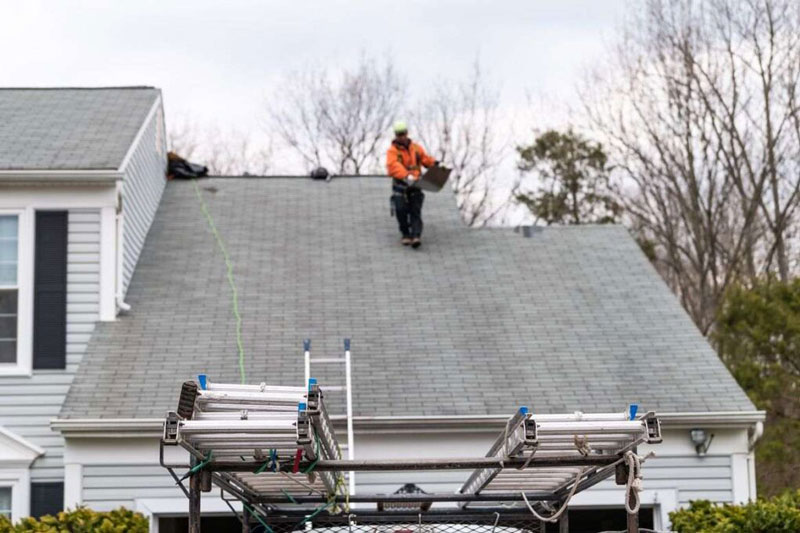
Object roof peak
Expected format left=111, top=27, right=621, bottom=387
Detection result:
left=0, top=86, right=158, bottom=91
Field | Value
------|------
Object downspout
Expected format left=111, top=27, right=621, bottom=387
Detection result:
left=747, top=421, right=764, bottom=500
left=115, top=182, right=131, bottom=313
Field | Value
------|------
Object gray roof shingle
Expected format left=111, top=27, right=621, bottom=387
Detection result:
left=0, top=87, right=159, bottom=170
left=60, top=177, right=756, bottom=419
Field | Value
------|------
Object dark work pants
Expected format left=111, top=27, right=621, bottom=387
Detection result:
left=392, top=182, right=425, bottom=238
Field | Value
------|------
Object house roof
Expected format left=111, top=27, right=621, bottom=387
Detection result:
left=0, top=87, right=160, bottom=171
left=59, top=177, right=756, bottom=420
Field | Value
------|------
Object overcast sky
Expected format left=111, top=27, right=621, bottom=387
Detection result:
left=1, top=0, right=627, bottom=171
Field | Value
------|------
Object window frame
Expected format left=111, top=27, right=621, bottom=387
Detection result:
left=0, top=469, right=31, bottom=523
left=0, top=208, right=33, bottom=376
left=0, top=485, right=11, bottom=519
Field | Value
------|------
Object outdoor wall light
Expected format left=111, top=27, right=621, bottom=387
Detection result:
left=690, top=428, right=714, bottom=455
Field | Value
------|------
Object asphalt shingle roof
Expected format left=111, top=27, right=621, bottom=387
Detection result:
left=60, top=177, right=756, bottom=419
left=0, top=87, right=159, bottom=170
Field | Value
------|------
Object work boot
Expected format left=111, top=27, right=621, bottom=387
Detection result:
left=411, top=237, right=422, bottom=249
left=401, top=237, right=412, bottom=246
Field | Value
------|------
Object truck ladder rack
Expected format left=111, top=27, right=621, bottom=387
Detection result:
left=161, top=373, right=662, bottom=533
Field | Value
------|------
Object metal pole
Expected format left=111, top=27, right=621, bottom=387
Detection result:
left=559, top=512, right=569, bottom=533
left=241, top=504, right=250, bottom=533
left=252, top=491, right=560, bottom=504
left=344, top=339, right=355, bottom=495
left=204, top=454, right=615, bottom=472
left=189, top=458, right=202, bottom=533
left=304, top=339, right=311, bottom=386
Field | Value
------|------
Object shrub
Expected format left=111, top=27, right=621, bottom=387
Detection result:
left=0, top=507, right=147, bottom=532
left=670, top=490, right=800, bottom=532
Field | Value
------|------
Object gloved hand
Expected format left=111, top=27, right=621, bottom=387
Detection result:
left=405, top=174, right=417, bottom=185
left=434, top=160, right=441, bottom=167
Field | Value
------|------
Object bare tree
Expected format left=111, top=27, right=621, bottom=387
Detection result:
left=696, top=0, right=800, bottom=281
left=168, top=121, right=273, bottom=176
left=412, top=63, right=507, bottom=226
left=582, top=0, right=800, bottom=333
left=269, top=55, right=405, bottom=175
left=167, top=118, right=201, bottom=161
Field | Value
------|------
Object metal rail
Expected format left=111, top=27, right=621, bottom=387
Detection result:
left=160, top=371, right=662, bottom=533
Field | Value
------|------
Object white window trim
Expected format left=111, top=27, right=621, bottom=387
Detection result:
left=0, top=208, right=33, bottom=377
left=0, top=469, right=31, bottom=523
left=0, top=469, right=32, bottom=523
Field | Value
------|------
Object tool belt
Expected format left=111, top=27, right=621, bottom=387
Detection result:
left=389, top=179, right=422, bottom=216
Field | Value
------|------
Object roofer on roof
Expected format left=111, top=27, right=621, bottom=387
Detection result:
left=386, top=121, right=438, bottom=248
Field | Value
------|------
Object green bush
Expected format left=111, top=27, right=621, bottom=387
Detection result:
left=0, top=507, right=147, bottom=532
left=0, top=514, right=12, bottom=533
left=670, top=490, right=800, bottom=532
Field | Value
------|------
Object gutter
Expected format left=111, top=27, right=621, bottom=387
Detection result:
left=51, top=410, right=767, bottom=438
left=0, top=169, right=122, bottom=183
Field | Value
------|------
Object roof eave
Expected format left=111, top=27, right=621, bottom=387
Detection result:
left=51, top=410, right=767, bottom=438
left=0, top=169, right=123, bottom=183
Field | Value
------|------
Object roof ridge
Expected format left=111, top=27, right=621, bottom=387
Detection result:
left=199, top=175, right=391, bottom=179
left=0, top=86, right=158, bottom=91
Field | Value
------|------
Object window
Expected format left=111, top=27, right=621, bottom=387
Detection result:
left=30, top=482, right=62, bottom=519
left=0, top=215, right=19, bottom=365
left=32, top=212, right=67, bottom=370
left=0, top=487, right=11, bottom=519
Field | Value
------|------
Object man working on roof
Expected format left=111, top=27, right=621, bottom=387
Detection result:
left=386, top=121, right=438, bottom=248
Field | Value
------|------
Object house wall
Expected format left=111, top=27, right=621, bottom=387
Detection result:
left=62, top=426, right=756, bottom=531
left=0, top=201, right=107, bottom=481
left=120, top=100, right=167, bottom=296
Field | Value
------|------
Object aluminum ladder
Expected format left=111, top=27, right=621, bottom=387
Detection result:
left=303, top=338, right=355, bottom=495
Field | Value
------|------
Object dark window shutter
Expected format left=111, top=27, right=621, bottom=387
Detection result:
left=30, top=482, right=63, bottom=518
left=33, top=211, right=68, bottom=370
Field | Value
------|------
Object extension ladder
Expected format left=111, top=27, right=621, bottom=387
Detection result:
left=304, top=339, right=356, bottom=495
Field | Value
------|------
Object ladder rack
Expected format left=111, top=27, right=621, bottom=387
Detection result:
left=458, top=405, right=662, bottom=509
left=160, top=359, right=662, bottom=533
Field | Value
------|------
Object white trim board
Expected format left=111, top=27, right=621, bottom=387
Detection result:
left=52, top=410, right=767, bottom=437
left=0, top=208, right=33, bottom=376
left=118, top=96, right=162, bottom=174
left=0, top=170, right=121, bottom=183
left=0, top=468, right=31, bottom=523
left=0, top=426, right=45, bottom=466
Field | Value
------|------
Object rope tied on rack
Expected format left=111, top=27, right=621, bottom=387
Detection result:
left=574, top=435, right=591, bottom=456
left=521, top=467, right=584, bottom=523
left=624, top=450, right=643, bottom=515
left=178, top=450, right=214, bottom=482
left=242, top=501, right=275, bottom=533
left=302, top=433, right=322, bottom=474
left=255, top=449, right=279, bottom=474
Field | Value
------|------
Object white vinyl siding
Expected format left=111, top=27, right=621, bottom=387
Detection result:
left=82, top=465, right=183, bottom=511
left=0, top=210, right=100, bottom=481
left=121, top=106, right=166, bottom=295
left=78, top=454, right=733, bottom=513
left=356, top=455, right=732, bottom=506
left=574, top=455, right=733, bottom=505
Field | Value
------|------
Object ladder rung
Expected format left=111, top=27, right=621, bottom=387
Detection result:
left=322, top=386, right=345, bottom=392
left=310, top=358, right=346, bottom=363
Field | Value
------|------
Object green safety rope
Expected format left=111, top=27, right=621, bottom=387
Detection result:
left=242, top=501, right=275, bottom=533
left=192, top=179, right=246, bottom=384
left=178, top=451, right=214, bottom=483
left=302, top=433, right=322, bottom=474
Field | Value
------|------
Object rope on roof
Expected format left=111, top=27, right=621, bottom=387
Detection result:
left=192, top=178, right=246, bottom=384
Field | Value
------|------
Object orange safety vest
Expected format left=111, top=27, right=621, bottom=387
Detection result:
left=386, top=140, right=436, bottom=180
